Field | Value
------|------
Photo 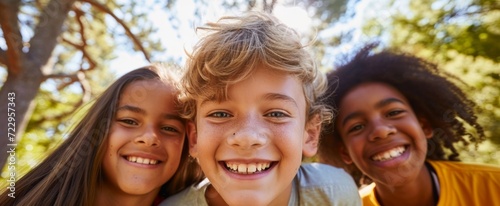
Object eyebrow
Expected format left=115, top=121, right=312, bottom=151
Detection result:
left=117, top=105, right=184, bottom=122
left=117, top=105, right=145, bottom=114
left=200, top=97, right=217, bottom=107
left=263, top=93, right=298, bottom=107
left=340, top=97, right=405, bottom=126
left=199, top=93, right=298, bottom=107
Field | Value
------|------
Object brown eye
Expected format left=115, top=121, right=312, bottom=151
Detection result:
left=161, top=126, right=178, bottom=133
left=119, top=119, right=138, bottom=125
left=387, top=110, right=404, bottom=117
left=348, top=124, right=364, bottom=133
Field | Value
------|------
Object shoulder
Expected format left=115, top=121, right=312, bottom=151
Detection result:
left=158, top=178, right=210, bottom=206
left=429, top=160, right=500, bottom=205
left=359, top=183, right=380, bottom=206
left=296, top=163, right=361, bottom=206
left=297, top=163, right=356, bottom=186
left=429, top=160, right=500, bottom=188
left=429, top=160, right=500, bottom=174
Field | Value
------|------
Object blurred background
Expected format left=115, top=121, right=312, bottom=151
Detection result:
left=1, top=0, right=499, bottom=185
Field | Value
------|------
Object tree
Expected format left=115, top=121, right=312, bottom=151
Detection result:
left=386, top=0, right=500, bottom=164
left=0, top=0, right=165, bottom=170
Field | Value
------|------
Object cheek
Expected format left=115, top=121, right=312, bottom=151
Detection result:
left=104, top=135, right=117, bottom=157
left=273, top=125, right=303, bottom=150
left=164, top=137, right=185, bottom=154
left=342, top=137, right=363, bottom=159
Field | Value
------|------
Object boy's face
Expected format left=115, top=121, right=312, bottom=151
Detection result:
left=190, top=66, right=320, bottom=205
left=336, top=82, right=433, bottom=187
left=103, top=80, right=186, bottom=200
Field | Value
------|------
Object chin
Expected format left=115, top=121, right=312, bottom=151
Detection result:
left=222, top=192, right=274, bottom=206
left=122, top=184, right=159, bottom=196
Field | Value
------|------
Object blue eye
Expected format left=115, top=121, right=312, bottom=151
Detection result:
left=266, top=111, right=288, bottom=117
left=209, top=112, right=232, bottom=118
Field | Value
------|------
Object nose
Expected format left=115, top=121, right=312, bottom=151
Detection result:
left=134, top=125, right=160, bottom=147
left=368, top=119, right=396, bottom=141
left=227, top=116, right=267, bottom=150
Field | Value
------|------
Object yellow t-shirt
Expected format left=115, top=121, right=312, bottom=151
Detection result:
left=359, top=160, right=500, bottom=206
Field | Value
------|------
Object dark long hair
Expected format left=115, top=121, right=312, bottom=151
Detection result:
left=0, top=65, right=203, bottom=206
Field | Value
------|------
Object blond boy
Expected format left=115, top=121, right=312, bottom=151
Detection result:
left=160, top=11, right=360, bottom=206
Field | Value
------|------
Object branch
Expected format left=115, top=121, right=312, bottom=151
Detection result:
left=28, top=0, right=76, bottom=70
left=61, top=38, right=97, bottom=71
left=33, top=71, right=91, bottom=125
left=0, top=0, right=23, bottom=75
left=45, top=74, right=73, bottom=90
left=44, top=73, right=78, bottom=90
left=72, top=5, right=96, bottom=71
left=81, top=0, right=151, bottom=62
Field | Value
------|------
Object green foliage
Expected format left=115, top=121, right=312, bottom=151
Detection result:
left=364, top=0, right=500, bottom=164
left=389, top=0, right=500, bottom=63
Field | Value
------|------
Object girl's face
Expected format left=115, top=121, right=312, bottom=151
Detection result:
left=190, top=66, right=320, bottom=206
left=336, top=82, right=433, bottom=187
left=102, top=80, right=186, bottom=200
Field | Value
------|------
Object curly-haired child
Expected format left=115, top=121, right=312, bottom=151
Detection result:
left=319, top=44, right=500, bottom=206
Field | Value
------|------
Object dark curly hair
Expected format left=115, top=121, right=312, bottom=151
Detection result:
left=318, top=44, right=485, bottom=185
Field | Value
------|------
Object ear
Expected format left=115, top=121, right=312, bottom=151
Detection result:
left=418, top=117, right=434, bottom=139
left=302, top=114, right=321, bottom=157
left=186, top=121, right=199, bottom=157
left=339, top=145, right=353, bottom=164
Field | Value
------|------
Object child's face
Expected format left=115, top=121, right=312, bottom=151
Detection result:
left=102, top=80, right=186, bottom=198
left=190, top=66, right=319, bottom=205
left=336, top=82, right=433, bottom=186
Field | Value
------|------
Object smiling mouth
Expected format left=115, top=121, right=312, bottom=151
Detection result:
left=223, top=162, right=274, bottom=174
left=371, top=146, right=407, bottom=162
left=125, top=156, right=160, bottom=165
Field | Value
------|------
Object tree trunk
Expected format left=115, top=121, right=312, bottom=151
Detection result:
left=0, top=0, right=77, bottom=170
left=0, top=63, right=43, bottom=172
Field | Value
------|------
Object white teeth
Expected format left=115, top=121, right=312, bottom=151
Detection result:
left=372, top=146, right=406, bottom=161
left=225, top=162, right=272, bottom=174
left=126, top=156, right=159, bottom=165
left=238, top=164, right=246, bottom=173
left=228, top=163, right=238, bottom=171
left=248, top=164, right=257, bottom=173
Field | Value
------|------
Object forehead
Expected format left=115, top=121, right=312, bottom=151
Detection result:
left=232, top=67, right=303, bottom=100
left=200, top=66, right=305, bottom=103
left=340, top=82, right=408, bottom=111
left=120, top=79, right=177, bottom=104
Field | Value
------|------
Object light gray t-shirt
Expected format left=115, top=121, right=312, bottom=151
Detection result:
left=159, top=163, right=361, bottom=206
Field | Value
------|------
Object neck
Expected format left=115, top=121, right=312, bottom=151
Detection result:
left=95, top=184, right=159, bottom=206
left=205, top=185, right=229, bottom=206
left=205, top=183, right=293, bottom=206
left=374, top=165, right=436, bottom=206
